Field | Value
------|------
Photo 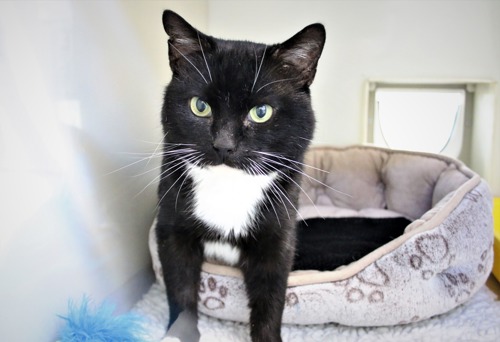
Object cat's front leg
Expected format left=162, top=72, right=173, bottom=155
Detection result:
left=160, top=310, right=200, bottom=342
left=156, top=225, right=203, bottom=341
left=241, top=240, right=292, bottom=342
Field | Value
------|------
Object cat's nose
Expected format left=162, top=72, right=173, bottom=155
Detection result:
left=213, top=132, right=237, bottom=157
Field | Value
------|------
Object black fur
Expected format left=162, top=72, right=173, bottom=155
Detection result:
left=156, top=10, right=325, bottom=342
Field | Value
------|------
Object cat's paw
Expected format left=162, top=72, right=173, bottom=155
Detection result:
left=160, top=337, right=181, bottom=342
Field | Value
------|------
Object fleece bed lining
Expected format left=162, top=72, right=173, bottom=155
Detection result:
left=133, top=282, right=500, bottom=342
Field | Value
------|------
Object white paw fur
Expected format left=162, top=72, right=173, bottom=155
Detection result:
left=161, top=337, right=181, bottom=342
left=203, top=240, right=241, bottom=266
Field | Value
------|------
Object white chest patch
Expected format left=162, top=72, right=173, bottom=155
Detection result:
left=188, top=164, right=276, bottom=238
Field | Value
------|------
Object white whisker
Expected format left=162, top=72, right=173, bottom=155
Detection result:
left=175, top=155, right=204, bottom=210
left=251, top=46, right=267, bottom=93
left=197, top=30, right=212, bottom=82
left=115, top=151, right=163, bottom=157
left=146, top=133, right=167, bottom=168
left=131, top=161, right=166, bottom=178
left=255, top=151, right=329, bottom=174
left=253, top=48, right=258, bottom=90
left=269, top=176, right=305, bottom=224
left=255, top=77, right=296, bottom=93
left=168, top=41, right=208, bottom=84
left=105, top=155, right=156, bottom=176
left=298, top=136, right=314, bottom=142
left=247, top=159, right=281, bottom=226
left=252, top=159, right=292, bottom=220
left=155, top=152, right=203, bottom=209
left=135, top=150, right=200, bottom=199
left=260, top=159, right=322, bottom=219
left=257, top=153, right=352, bottom=198
left=261, top=190, right=282, bottom=227
left=131, top=150, right=193, bottom=178
left=106, top=139, right=197, bottom=176
left=269, top=181, right=290, bottom=220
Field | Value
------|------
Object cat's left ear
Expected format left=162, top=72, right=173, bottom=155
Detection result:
left=274, top=24, right=326, bottom=87
left=162, top=10, right=212, bottom=72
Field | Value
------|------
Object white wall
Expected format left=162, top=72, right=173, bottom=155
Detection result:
left=208, top=0, right=500, bottom=195
left=0, top=1, right=206, bottom=341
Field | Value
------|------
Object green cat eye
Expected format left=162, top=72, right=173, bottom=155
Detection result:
left=248, top=104, right=273, bottom=123
left=190, top=97, right=212, bottom=117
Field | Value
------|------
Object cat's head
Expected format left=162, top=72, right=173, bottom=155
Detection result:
left=161, top=10, right=325, bottom=173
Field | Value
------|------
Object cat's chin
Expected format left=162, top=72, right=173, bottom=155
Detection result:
left=205, top=162, right=245, bottom=174
left=207, top=160, right=244, bottom=172
left=207, top=161, right=261, bottom=177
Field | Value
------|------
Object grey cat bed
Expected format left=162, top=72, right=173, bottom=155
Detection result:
left=149, top=145, right=494, bottom=326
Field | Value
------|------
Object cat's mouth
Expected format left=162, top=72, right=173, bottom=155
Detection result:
left=211, top=155, right=240, bottom=169
left=204, top=149, right=260, bottom=175
left=210, top=145, right=241, bottom=168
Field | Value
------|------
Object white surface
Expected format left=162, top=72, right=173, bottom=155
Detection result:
left=134, top=282, right=500, bottom=342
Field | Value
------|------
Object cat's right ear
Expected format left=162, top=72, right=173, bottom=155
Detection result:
left=162, top=10, right=211, bottom=71
left=274, top=23, right=326, bottom=88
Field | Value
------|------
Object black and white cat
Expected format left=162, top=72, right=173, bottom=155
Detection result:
left=156, top=10, right=325, bottom=342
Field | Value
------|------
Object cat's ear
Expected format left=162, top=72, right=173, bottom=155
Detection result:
left=162, top=10, right=211, bottom=71
left=274, top=24, right=326, bottom=87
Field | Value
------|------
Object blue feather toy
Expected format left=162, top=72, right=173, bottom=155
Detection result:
left=58, top=296, right=147, bottom=342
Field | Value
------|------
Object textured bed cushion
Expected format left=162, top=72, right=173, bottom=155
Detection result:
left=149, top=145, right=494, bottom=326
left=299, top=146, right=471, bottom=220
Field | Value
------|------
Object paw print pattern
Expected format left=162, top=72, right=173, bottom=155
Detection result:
left=330, top=262, right=389, bottom=304
left=402, top=233, right=451, bottom=281
left=285, top=292, right=299, bottom=307
left=464, top=190, right=482, bottom=203
left=439, top=271, right=476, bottom=303
left=199, top=276, right=228, bottom=310
left=477, top=244, right=493, bottom=274
left=415, top=234, right=449, bottom=264
left=285, top=288, right=334, bottom=309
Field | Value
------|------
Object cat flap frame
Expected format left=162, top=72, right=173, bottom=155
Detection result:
left=149, top=145, right=493, bottom=326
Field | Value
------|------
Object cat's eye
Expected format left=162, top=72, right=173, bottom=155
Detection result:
left=190, top=97, right=212, bottom=117
left=248, top=104, right=273, bottom=123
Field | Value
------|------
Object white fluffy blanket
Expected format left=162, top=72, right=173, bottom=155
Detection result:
left=133, top=282, right=500, bottom=342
